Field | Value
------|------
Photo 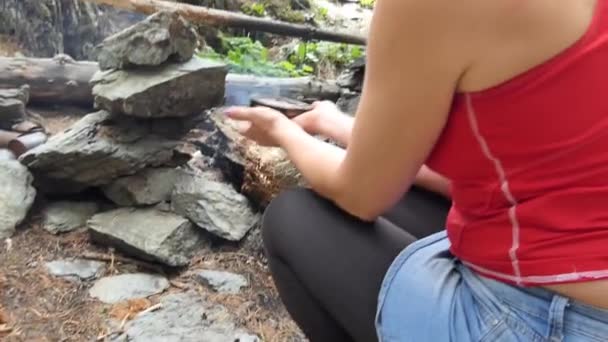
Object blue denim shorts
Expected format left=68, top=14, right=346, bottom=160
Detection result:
left=375, top=231, right=608, bottom=341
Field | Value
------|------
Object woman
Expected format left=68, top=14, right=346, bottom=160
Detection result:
left=226, top=0, right=608, bottom=340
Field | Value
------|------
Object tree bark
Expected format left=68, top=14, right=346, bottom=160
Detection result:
left=0, top=56, right=341, bottom=107
left=79, top=0, right=367, bottom=45
left=0, top=56, right=99, bottom=106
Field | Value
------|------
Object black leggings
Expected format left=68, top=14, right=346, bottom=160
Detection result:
left=262, top=186, right=451, bottom=342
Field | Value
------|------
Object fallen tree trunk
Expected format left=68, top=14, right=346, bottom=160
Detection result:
left=0, top=56, right=99, bottom=106
left=0, top=56, right=342, bottom=107
left=79, top=0, right=367, bottom=45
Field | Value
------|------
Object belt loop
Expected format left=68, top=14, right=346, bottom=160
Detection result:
left=547, top=295, right=569, bottom=342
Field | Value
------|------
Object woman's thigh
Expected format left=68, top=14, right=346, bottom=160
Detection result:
left=383, top=185, right=451, bottom=239
left=262, top=187, right=450, bottom=341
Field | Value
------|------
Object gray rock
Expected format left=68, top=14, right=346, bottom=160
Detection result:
left=0, top=149, right=16, bottom=161
left=110, top=292, right=260, bottom=342
left=45, top=259, right=105, bottom=281
left=336, top=92, right=360, bottom=116
left=171, top=171, right=260, bottom=241
left=195, top=270, right=248, bottom=294
left=0, top=159, right=36, bottom=239
left=96, top=11, right=198, bottom=70
left=0, top=0, right=145, bottom=60
left=20, top=111, right=188, bottom=193
left=42, top=201, right=99, bottom=234
left=89, top=273, right=169, bottom=304
left=92, top=57, right=227, bottom=118
left=102, top=168, right=184, bottom=206
left=336, top=56, right=365, bottom=92
left=0, top=85, right=29, bottom=129
left=88, top=208, right=204, bottom=267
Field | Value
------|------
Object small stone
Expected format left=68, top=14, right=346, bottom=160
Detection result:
left=89, top=273, right=169, bottom=304
left=102, top=168, right=185, bottom=206
left=171, top=171, right=260, bottom=241
left=0, top=159, right=36, bottom=239
left=42, top=201, right=99, bottom=234
left=0, top=85, right=29, bottom=129
left=88, top=208, right=204, bottom=267
left=45, top=259, right=105, bottom=281
left=96, top=11, right=198, bottom=70
left=92, top=57, right=227, bottom=118
left=195, top=270, right=248, bottom=294
left=109, top=292, right=260, bottom=342
left=0, top=149, right=16, bottom=161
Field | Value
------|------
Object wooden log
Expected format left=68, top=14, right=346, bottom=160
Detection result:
left=79, top=0, right=367, bottom=45
left=0, top=55, right=98, bottom=106
left=0, top=56, right=341, bottom=107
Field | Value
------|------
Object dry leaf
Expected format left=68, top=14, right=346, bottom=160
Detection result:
left=109, top=298, right=152, bottom=321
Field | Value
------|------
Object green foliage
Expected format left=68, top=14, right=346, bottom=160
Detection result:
left=314, top=6, right=329, bottom=21
left=359, top=0, right=376, bottom=9
left=287, top=41, right=364, bottom=69
left=241, top=2, right=267, bottom=17
left=198, top=36, right=310, bottom=77
left=273, top=7, right=306, bottom=23
left=198, top=35, right=366, bottom=78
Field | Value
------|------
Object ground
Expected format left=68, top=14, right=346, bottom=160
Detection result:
left=0, top=218, right=304, bottom=341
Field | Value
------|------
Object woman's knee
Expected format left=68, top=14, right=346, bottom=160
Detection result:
left=262, top=188, right=325, bottom=255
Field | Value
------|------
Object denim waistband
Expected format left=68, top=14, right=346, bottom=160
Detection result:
left=461, top=264, right=608, bottom=338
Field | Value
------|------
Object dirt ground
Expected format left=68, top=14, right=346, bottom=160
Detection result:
left=0, top=213, right=304, bottom=342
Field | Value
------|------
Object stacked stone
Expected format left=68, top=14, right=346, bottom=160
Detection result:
left=19, top=11, right=259, bottom=267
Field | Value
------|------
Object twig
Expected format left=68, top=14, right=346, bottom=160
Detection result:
left=137, top=303, right=162, bottom=316
left=0, top=324, right=12, bottom=333
left=119, top=313, right=131, bottom=330
left=81, top=252, right=165, bottom=274
left=169, top=280, right=189, bottom=290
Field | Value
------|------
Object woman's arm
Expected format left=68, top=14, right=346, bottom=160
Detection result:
left=296, top=102, right=452, bottom=198
left=228, top=0, right=470, bottom=220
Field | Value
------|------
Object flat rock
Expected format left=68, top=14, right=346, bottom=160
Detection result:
left=195, top=270, right=248, bottom=294
left=42, top=201, right=99, bottom=234
left=92, top=57, right=227, bottom=118
left=109, top=292, right=259, bottom=342
left=89, top=273, right=169, bottom=304
left=88, top=207, right=204, bottom=267
left=0, top=159, right=36, bottom=239
left=102, top=168, right=185, bottom=206
left=96, top=11, right=198, bottom=70
left=20, top=111, right=188, bottom=193
left=171, top=171, right=260, bottom=241
left=0, top=85, right=29, bottom=129
left=45, top=259, right=105, bottom=281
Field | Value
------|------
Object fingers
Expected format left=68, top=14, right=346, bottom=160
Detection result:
left=224, top=106, right=255, bottom=121
left=225, top=106, right=280, bottom=122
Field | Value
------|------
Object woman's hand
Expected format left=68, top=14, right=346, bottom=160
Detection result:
left=293, top=101, right=354, bottom=147
left=292, top=101, right=341, bottom=135
left=225, top=106, right=301, bottom=147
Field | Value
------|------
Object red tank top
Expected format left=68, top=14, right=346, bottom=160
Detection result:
left=427, top=0, right=608, bottom=286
